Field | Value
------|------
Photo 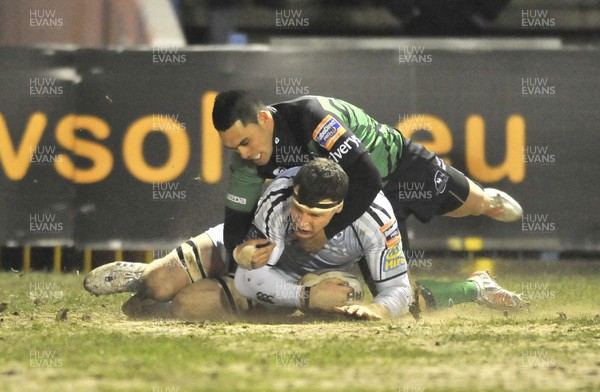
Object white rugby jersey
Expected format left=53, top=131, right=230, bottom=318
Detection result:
left=234, top=167, right=412, bottom=318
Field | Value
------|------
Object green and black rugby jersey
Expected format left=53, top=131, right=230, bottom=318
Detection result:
left=224, top=95, right=404, bottom=254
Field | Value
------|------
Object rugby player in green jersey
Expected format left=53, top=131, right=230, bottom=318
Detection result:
left=213, top=91, right=523, bottom=262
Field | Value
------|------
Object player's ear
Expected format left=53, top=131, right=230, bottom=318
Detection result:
left=257, top=110, right=270, bottom=126
left=334, top=201, right=344, bottom=214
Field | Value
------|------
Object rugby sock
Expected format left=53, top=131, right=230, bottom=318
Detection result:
left=415, top=279, right=479, bottom=310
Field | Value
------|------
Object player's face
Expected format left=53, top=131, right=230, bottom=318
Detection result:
left=219, top=111, right=273, bottom=166
left=290, top=200, right=342, bottom=239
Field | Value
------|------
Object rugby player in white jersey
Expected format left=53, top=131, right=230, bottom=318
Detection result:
left=231, top=158, right=411, bottom=319
left=84, top=160, right=526, bottom=320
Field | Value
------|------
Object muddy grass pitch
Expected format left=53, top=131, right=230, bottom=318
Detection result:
left=1, top=259, right=599, bottom=392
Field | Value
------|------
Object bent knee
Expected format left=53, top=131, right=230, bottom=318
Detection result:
left=140, top=269, right=184, bottom=301
left=171, top=280, right=238, bottom=321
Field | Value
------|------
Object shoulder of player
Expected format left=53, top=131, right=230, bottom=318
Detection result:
left=262, top=175, right=294, bottom=199
left=360, top=192, right=395, bottom=222
left=271, top=95, right=325, bottom=111
left=229, top=153, right=260, bottom=176
left=255, top=175, right=295, bottom=215
left=353, top=194, right=397, bottom=243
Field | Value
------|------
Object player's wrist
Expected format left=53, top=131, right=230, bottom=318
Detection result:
left=301, top=286, right=311, bottom=309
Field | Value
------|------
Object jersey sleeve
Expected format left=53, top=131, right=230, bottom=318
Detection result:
left=357, top=197, right=412, bottom=318
left=223, top=153, right=266, bottom=258
left=234, top=265, right=303, bottom=308
left=225, top=153, right=265, bottom=213
left=325, top=154, right=382, bottom=239
left=308, top=97, right=368, bottom=169
left=306, top=98, right=383, bottom=238
left=244, top=176, right=295, bottom=267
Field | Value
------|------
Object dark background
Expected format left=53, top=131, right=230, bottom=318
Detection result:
left=1, top=44, right=598, bottom=252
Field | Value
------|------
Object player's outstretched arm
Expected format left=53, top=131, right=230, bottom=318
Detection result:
left=234, top=267, right=356, bottom=312
left=234, top=266, right=303, bottom=308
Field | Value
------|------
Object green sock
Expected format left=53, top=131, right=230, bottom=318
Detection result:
left=415, top=279, right=479, bottom=310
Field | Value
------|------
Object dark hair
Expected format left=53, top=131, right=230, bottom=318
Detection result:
left=293, top=159, right=349, bottom=207
left=212, top=90, right=265, bottom=131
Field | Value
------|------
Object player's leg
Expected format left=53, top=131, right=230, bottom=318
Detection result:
left=121, top=293, right=172, bottom=319
left=170, top=275, right=251, bottom=321
left=121, top=275, right=250, bottom=321
left=385, top=138, right=522, bottom=224
left=411, top=271, right=527, bottom=316
left=140, top=227, right=228, bottom=301
left=443, top=177, right=522, bottom=221
left=84, top=224, right=228, bottom=300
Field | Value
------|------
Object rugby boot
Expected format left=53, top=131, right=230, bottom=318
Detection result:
left=484, top=188, right=523, bottom=222
left=84, top=261, right=146, bottom=295
left=468, top=270, right=528, bottom=311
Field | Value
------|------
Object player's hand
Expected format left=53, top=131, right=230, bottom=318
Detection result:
left=295, top=230, right=327, bottom=253
left=333, top=303, right=391, bottom=321
left=233, top=239, right=275, bottom=269
left=306, top=278, right=354, bottom=311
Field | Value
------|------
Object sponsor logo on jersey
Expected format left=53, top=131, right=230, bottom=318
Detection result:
left=433, top=157, right=448, bottom=194
left=434, top=170, right=448, bottom=194
left=379, top=218, right=401, bottom=248
left=382, top=243, right=406, bottom=273
left=332, top=232, right=344, bottom=241
left=329, top=134, right=361, bottom=163
left=312, top=115, right=347, bottom=150
left=256, top=292, right=275, bottom=304
left=227, top=193, right=247, bottom=205
left=272, top=167, right=287, bottom=176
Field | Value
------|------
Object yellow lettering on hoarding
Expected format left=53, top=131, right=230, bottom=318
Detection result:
left=55, top=115, right=113, bottom=184
left=123, top=116, right=189, bottom=183
left=1, top=106, right=525, bottom=185
left=201, top=91, right=222, bottom=183
left=397, top=114, right=453, bottom=165
left=0, top=112, right=46, bottom=180
left=466, top=114, right=525, bottom=183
